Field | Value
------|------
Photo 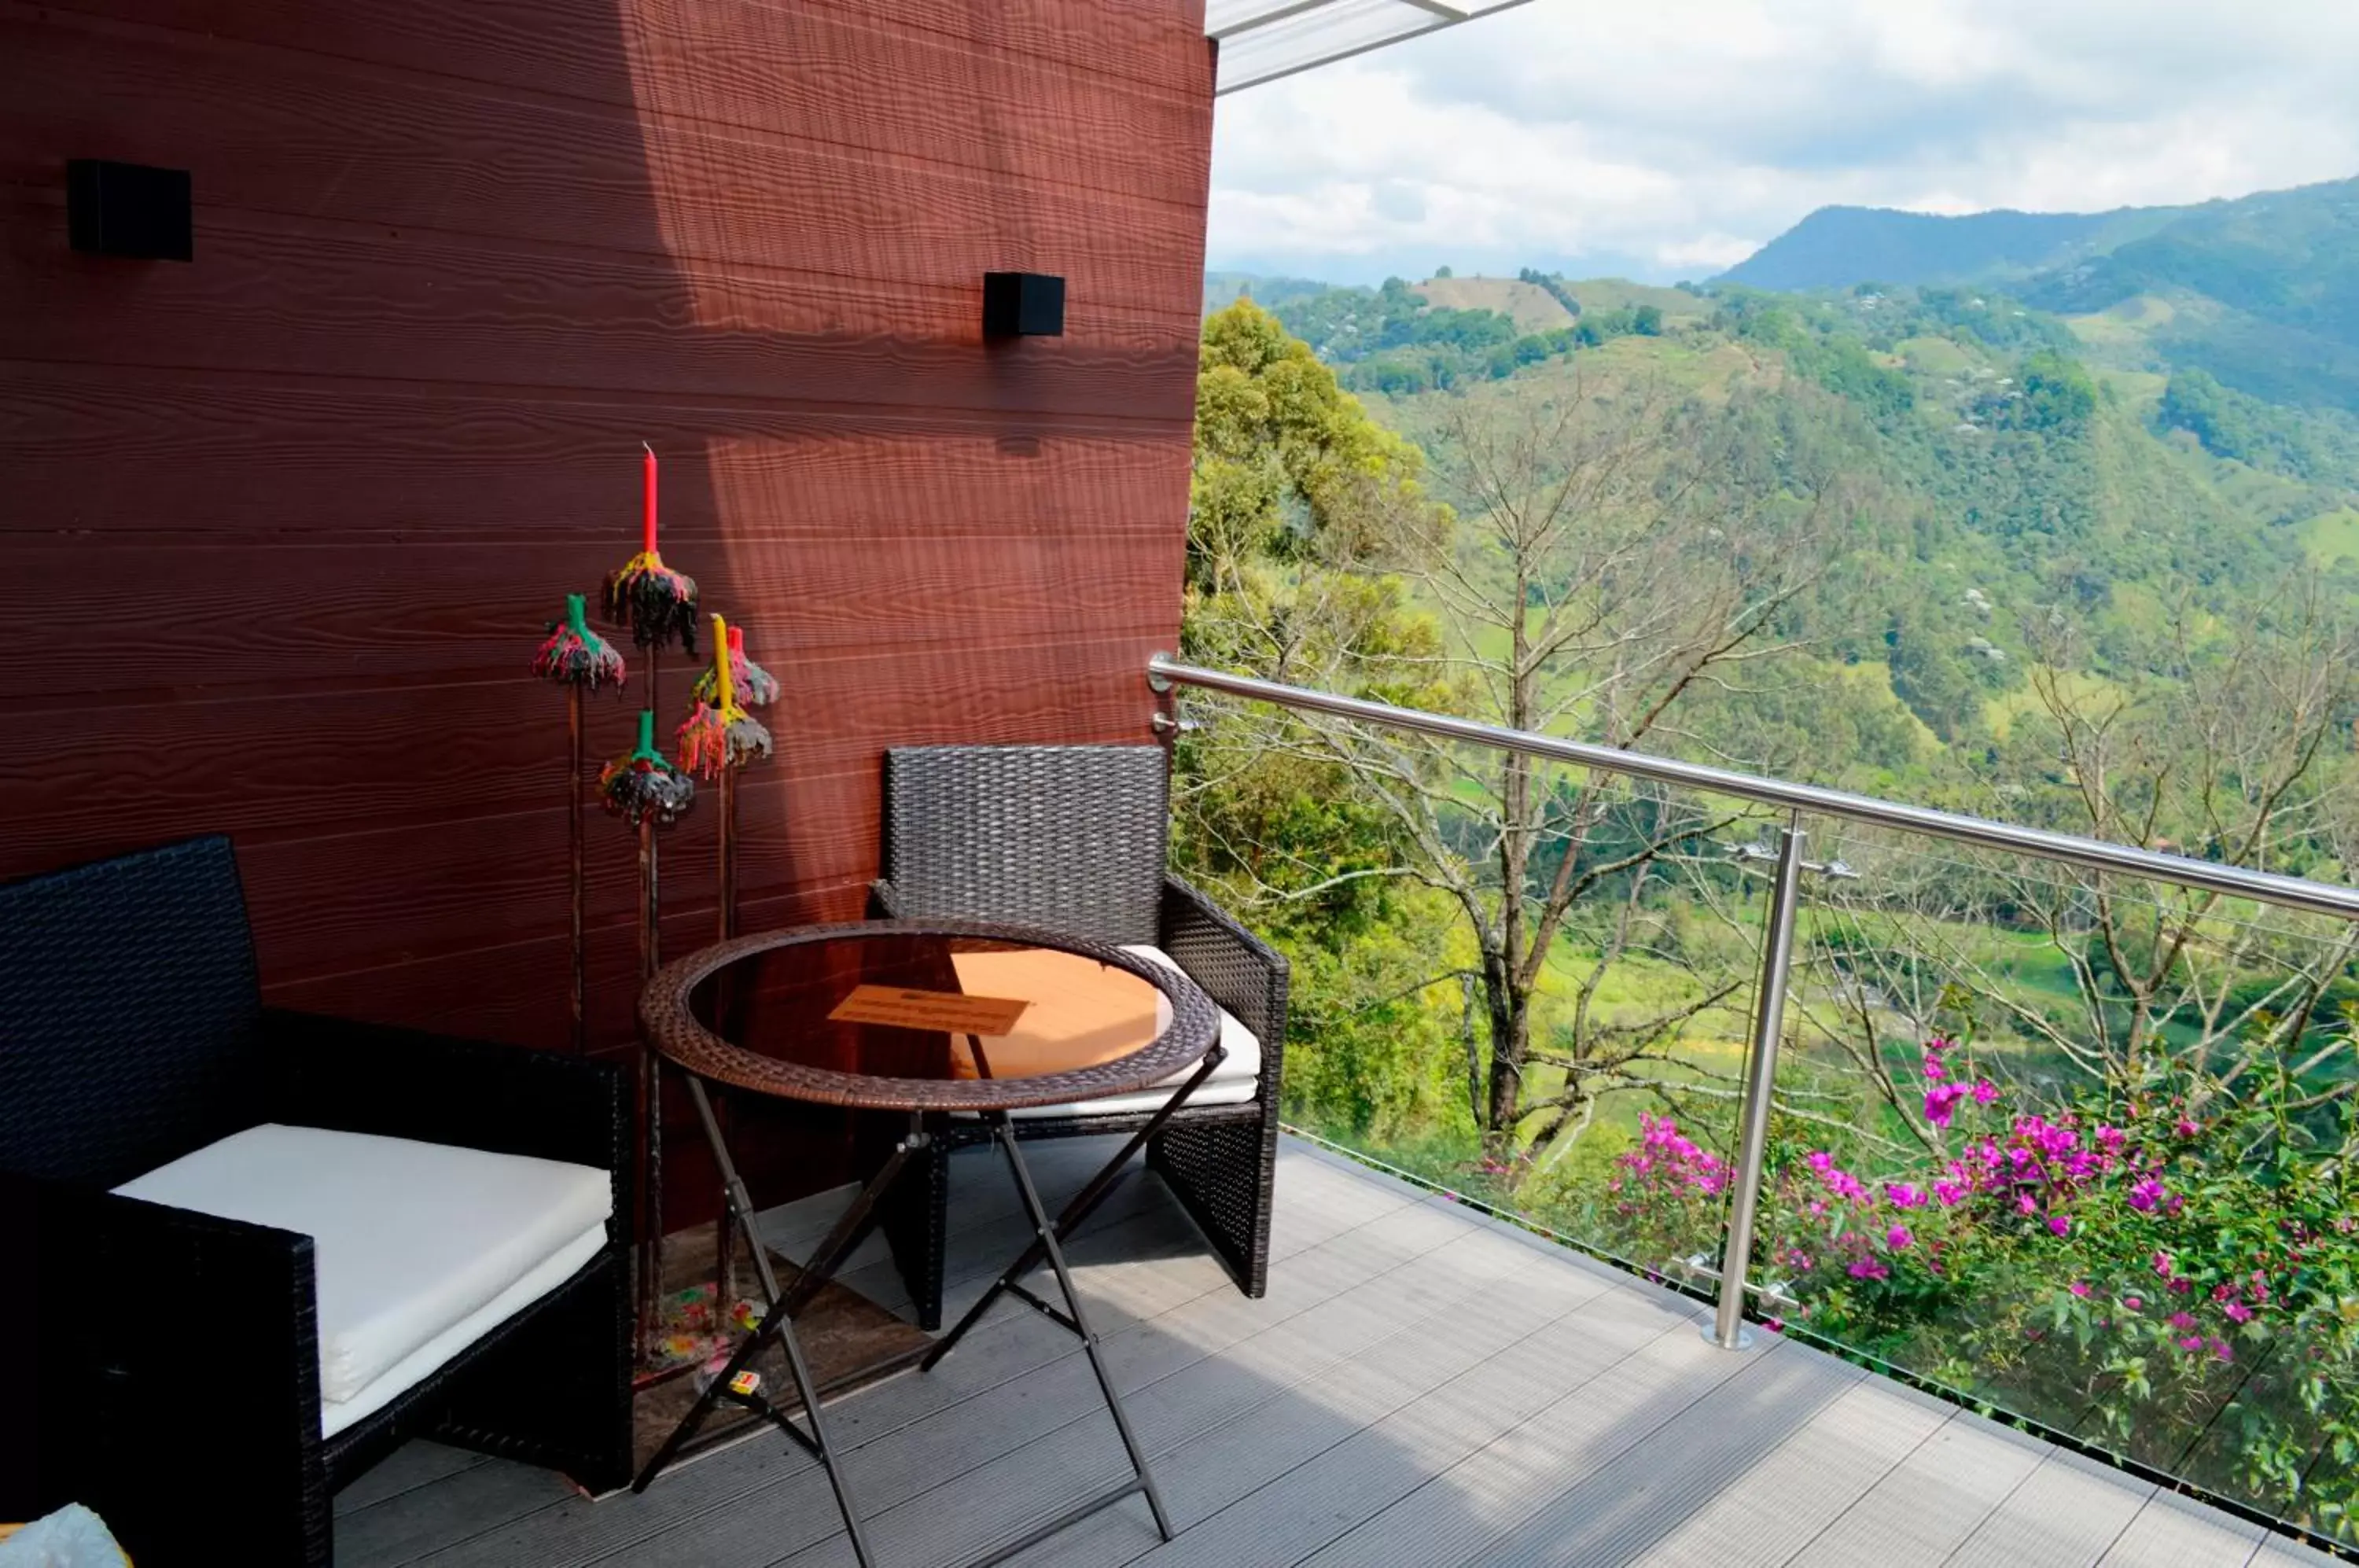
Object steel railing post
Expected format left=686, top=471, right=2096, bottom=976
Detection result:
left=1709, top=817, right=1805, bottom=1350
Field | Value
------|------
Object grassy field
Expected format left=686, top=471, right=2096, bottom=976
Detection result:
left=1983, top=665, right=2125, bottom=738
left=1414, top=275, right=1575, bottom=331
left=1895, top=335, right=1977, bottom=375
left=2299, top=506, right=2359, bottom=567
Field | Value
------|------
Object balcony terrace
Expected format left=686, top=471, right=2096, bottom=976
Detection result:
left=336, top=1136, right=2329, bottom=1568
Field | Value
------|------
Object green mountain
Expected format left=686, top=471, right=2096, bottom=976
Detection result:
left=2024, top=178, right=2359, bottom=410
left=1718, top=203, right=2182, bottom=292
left=1722, top=176, right=2359, bottom=417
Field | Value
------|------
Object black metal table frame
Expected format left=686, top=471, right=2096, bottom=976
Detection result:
left=634, top=1034, right=1228, bottom=1568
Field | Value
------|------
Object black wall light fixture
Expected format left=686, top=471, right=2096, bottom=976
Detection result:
left=68, top=160, right=193, bottom=261
left=982, top=272, right=1065, bottom=338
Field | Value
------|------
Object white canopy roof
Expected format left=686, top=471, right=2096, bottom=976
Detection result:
left=1210, top=0, right=1533, bottom=95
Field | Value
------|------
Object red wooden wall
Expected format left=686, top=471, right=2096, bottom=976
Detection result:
left=1, top=0, right=1211, bottom=1206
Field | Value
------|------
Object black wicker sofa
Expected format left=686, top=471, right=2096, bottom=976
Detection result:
left=0, top=837, right=632, bottom=1566
left=867, top=745, right=1289, bottom=1331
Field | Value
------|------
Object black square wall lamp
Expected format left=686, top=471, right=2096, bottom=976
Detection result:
left=983, top=272, right=1065, bottom=337
left=68, top=160, right=193, bottom=261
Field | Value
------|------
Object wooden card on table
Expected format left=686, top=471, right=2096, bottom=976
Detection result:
left=827, top=985, right=1031, bottom=1037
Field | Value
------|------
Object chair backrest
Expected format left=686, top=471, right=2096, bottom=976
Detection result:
left=881, top=745, right=1168, bottom=945
left=0, top=836, right=266, bottom=1186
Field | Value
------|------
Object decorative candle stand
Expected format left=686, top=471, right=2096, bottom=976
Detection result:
left=599, top=442, right=701, bottom=1376
left=600, top=709, right=695, bottom=1373
left=679, top=613, right=775, bottom=1312
left=532, top=595, right=626, bottom=1054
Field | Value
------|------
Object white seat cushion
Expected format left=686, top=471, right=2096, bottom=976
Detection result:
left=115, top=1123, right=612, bottom=1428
left=951, top=944, right=1261, bottom=1120
left=315, top=1219, right=605, bottom=1436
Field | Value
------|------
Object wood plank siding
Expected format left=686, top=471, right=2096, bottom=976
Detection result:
left=0, top=0, right=1213, bottom=1211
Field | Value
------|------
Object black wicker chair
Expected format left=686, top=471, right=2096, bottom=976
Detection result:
left=0, top=837, right=632, bottom=1567
left=868, top=745, right=1288, bottom=1331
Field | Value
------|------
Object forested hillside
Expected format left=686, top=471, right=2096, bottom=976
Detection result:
left=1224, top=270, right=2359, bottom=761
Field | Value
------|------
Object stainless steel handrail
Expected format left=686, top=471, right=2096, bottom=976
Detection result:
left=1148, top=655, right=2359, bottom=922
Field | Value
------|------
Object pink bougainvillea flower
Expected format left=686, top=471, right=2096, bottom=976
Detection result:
left=2016, top=1193, right=2038, bottom=1216
left=1923, top=1057, right=1947, bottom=1080
left=2095, top=1125, right=2125, bottom=1152
left=1848, top=1257, right=1890, bottom=1281
left=1886, top=1183, right=1926, bottom=1209
left=1763, top=1317, right=1784, bottom=1334
left=2127, top=1177, right=2166, bottom=1212
left=2048, top=1216, right=2070, bottom=1236
left=2168, top=1276, right=2192, bottom=1295
left=2225, top=1301, right=2254, bottom=1323
left=1933, top=1180, right=1970, bottom=1207
left=2152, top=1251, right=2174, bottom=1277
left=2124, top=1295, right=2144, bottom=1312
left=2174, top=1117, right=2199, bottom=1138
left=1973, top=1080, right=2000, bottom=1106
left=2169, top=1312, right=2197, bottom=1330
left=2178, top=1335, right=2206, bottom=1352
left=1886, top=1223, right=1914, bottom=1250
left=1923, top=1083, right=1969, bottom=1127
left=2070, top=1281, right=2092, bottom=1297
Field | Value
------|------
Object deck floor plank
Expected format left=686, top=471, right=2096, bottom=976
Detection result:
left=1942, top=1445, right=2158, bottom=1568
left=1088, top=1262, right=1691, bottom=1568
left=1625, top=1372, right=1953, bottom=1568
left=1292, top=1315, right=1780, bottom=1566
left=1782, top=1397, right=2048, bottom=1566
left=2097, top=1489, right=2266, bottom=1567
left=1463, top=1338, right=1871, bottom=1567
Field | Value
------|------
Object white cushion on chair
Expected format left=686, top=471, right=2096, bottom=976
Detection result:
left=965, top=944, right=1261, bottom=1120
left=115, top=1123, right=612, bottom=1427
left=316, top=1219, right=605, bottom=1436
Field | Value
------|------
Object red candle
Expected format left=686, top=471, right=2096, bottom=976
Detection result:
left=641, top=442, right=658, bottom=555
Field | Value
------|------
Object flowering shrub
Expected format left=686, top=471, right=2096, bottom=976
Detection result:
left=1587, top=1036, right=2359, bottom=1541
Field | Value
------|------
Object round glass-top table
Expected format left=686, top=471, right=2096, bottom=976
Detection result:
left=634, top=922, right=1227, bottom=1568
left=641, top=921, right=1222, bottom=1113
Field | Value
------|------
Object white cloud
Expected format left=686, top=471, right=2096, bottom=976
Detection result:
left=1208, top=0, right=2359, bottom=283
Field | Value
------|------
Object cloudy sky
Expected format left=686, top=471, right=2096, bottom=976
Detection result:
left=1206, top=0, right=2359, bottom=285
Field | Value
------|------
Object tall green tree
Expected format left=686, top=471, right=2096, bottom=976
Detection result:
left=1175, top=303, right=1471, bottom=1139
left=1183, top=302, right=1843, bottom=1160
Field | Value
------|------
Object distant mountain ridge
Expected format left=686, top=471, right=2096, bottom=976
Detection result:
left=1720, top=176, right=2359, bottom=413
left=1719, top=202, right=2190, bottom=292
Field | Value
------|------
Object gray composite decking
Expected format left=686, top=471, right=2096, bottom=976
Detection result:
left=337, top=1136, right=2340, bottom=1568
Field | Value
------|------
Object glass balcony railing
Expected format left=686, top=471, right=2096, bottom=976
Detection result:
left=1759, top=815, right=2359, bottom=1539
left=1150, top=653, right=2359, bottom=1552
left=1265, top=756, right=1776, bottom=1295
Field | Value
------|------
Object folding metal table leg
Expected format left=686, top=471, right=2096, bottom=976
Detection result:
left=686, top=1073, right=782, bottom=1305
left=635, top=1087, right=926, bottom=1568
left=923, top=1043, right=1226, bottom=1371
left=986, top=1114, right=1176, bottom=1547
